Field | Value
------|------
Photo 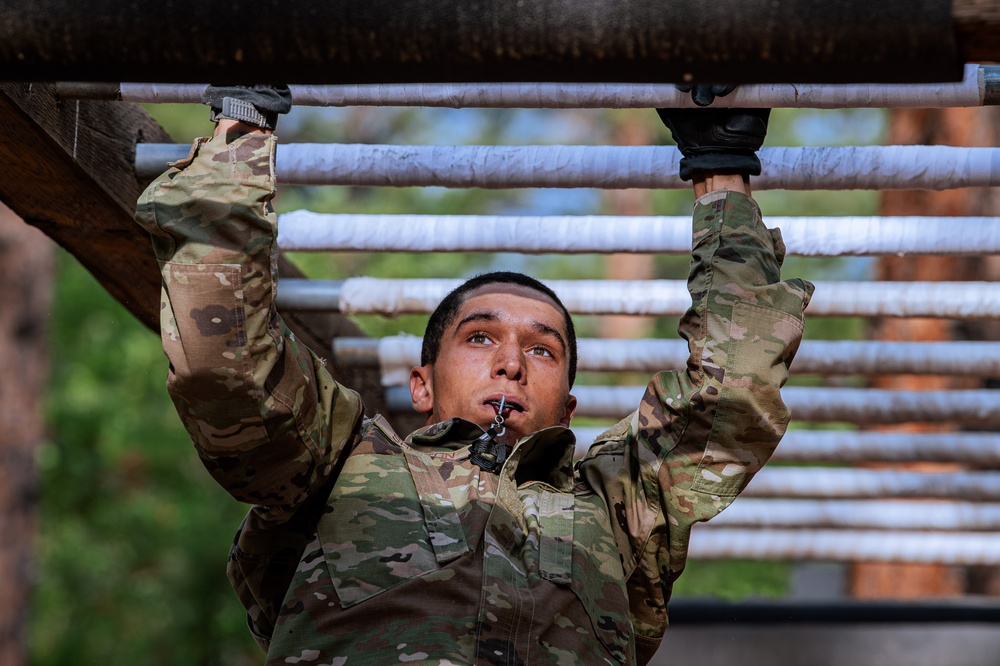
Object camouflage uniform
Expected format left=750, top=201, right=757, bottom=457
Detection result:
left=135, top=129, right=813, bottom=665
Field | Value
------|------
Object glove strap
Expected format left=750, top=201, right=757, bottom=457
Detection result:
left=209, top=97, right=278, bottom=131
left=678, top=153, right=762, bottom=181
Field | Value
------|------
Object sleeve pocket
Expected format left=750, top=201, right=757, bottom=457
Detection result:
left=690, top=300, right=802, bottom=498
left=162, top=262, right=265, bottom=439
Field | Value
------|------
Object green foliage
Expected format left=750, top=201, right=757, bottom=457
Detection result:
left=31, top=252, right=258, bottom=666
left=141, top=103, right=212, bottom=144
left=672, top=558, right=791, bottom=600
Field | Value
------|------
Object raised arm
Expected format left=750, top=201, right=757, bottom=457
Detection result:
left=577, top=98, right=814, bottom=661
left=134, top=87, right=363, bottom=520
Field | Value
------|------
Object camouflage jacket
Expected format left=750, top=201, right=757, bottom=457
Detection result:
left=135, top=129, right=813, bottom=665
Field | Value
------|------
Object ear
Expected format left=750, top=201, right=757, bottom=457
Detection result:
left=409, top=365, right=434, bottom=416
left=559, top=393, right=577, bottom=428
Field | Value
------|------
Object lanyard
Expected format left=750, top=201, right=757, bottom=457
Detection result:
left=470, top=395, right=508, bottom=473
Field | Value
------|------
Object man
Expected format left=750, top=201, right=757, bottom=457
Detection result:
left=135, top=86, right=813, bottom=665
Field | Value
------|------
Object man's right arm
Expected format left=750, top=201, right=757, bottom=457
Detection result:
left=134, top=124, right=364, bottom=521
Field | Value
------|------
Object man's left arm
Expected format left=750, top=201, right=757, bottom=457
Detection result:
left=578, top=100, right=814, bottom=660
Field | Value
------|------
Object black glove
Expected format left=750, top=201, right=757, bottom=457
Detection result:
left=656, top=106, right=770, bottom=181
left=676, top=83, right=736, bottom=107
left=201, top=85, right=292, bottom=131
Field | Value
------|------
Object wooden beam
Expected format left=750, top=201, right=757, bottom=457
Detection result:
left=0, top=83, right=388, bottom=415
left=953, top=0, right=1000, bottom=62
left=0, top=1, right=972, bottom=84
left=0, top=83, right=165, bottom=326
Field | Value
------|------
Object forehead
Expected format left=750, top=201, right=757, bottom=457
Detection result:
left=453, top=284, right=567, bottom=331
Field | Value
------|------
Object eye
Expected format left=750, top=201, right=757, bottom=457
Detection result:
left=528, top=345, right=553, bottom=357
left=467, top=332, right=492, bottom=345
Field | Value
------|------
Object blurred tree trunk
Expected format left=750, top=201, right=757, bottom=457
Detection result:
left=852, top=106, right=1000, bottom=598
left=601, top=110, right=655, bottom=340
left=0, top=202, right=53, bottom=664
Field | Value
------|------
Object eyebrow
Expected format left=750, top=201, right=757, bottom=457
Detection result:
left=454, top=310, right=567, bottom=353
left=454, top=311, right=500, bottom=331
left=531, top=321, right=567, bottom=353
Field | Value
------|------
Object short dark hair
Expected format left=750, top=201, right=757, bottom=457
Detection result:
left=420, top=271, right=578, bottom=387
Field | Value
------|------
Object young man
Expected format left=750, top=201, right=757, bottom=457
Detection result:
left=135, top=88, right=812, bottom=665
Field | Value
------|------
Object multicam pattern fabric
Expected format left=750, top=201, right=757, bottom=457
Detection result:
left=135, top=129, right=813, bottom=665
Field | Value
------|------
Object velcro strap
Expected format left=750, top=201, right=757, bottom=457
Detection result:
left=539, top=491, right=574, bottom=584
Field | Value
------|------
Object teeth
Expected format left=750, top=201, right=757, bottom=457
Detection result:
left=487, top=400, right=518, bottom=410
left=488, top=400, right=520, bottom=411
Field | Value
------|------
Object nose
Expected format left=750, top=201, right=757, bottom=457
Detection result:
left=492, top=342, right=525, bottom=382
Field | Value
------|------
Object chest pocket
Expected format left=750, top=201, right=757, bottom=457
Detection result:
left=317, top=446, right=470, bottom=608
left=506, top=485, right=629, bottom=663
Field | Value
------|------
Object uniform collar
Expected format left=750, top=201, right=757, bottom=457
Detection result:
left=407, top=417, right=485, bottom=448
left=407, top=418, right=578, bottom=491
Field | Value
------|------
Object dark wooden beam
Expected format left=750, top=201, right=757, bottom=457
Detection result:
left=954, top=0, right=1000, bottom=62
left=0, top=83, right=388, bottom=414
left=0, top=83, right=165, bottom=326
left=0, top=0, right=973, bottom=84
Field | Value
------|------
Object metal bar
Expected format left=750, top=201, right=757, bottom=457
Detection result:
left=136, top=143, right=1000, bottom=191
left=742, top=468, right=1000, bottom=501
left=572, top=428, right=1000, bottom=464
left=570, top=428, right=1000, bottom=464
left=688, top=529, right=1000, bottom=565
left=771, top=430, right=1000, bottom=465
left=667, top=599, right=1000, bottom=624
left=278, top=278, right=1000, bottom=319
left=334, top=336, right=1000, bottom=377
left=57, top=65, right=997, bottom=108
left=3, top=0, right=961, bottom=84
left=277, top=211, right=1000, bottom=257
left=709, top=499, right=1000, bottom=530
left=383, top=384, right=1000, bottom=424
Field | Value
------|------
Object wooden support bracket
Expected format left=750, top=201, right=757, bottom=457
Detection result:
left=0, top=83, right=389, bottom=415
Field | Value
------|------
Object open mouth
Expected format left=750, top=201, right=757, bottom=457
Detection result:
left=485, top=397, right=524, bottom=417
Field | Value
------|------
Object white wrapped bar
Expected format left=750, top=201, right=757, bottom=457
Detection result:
left=708, top=499, right=1000, bottom=531
left=568, top=428, right=1000, bottom=464
left=743, top=468, right=1000, bottom=501
left=335, top=336, right=1000, bottom=377
left=135, top=143, right=1000, bottom=191
left=382, top=384, right=1000, bottom=424
left=770, top=430, right=1000, bottom=465
left=278, top=278, right=1000, bottom=319
left=67, top=65, right=996, bottom=108
left=278, top=211, right=1000, bottom=257
left=687, top=529, right=1000, bottom=565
